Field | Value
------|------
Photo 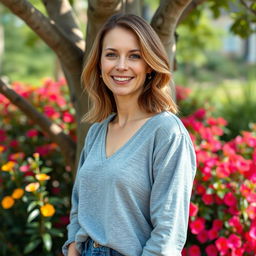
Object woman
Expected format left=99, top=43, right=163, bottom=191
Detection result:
left=63, top=13, right=196, bottom=256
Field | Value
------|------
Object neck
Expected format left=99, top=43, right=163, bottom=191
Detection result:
left=113, top=95, right=147, bottom=127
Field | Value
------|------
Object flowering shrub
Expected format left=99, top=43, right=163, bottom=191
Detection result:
left=0, top=78, right=75, bottom=255
left=182, top=108, right=256, bottom=255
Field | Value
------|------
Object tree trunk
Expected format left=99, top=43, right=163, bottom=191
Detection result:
left=0, top=24, right=4, bottom=73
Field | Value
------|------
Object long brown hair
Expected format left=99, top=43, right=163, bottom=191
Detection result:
left=81, top=13, right=177, bottom=123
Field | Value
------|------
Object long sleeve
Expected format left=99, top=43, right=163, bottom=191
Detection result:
left=62, top=124, right=96, bottom=256
left=141, top=134, right=196, bottom=256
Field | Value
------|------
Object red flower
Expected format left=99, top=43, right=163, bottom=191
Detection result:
left=224, top=192, right=237, bottom=207
left=26, top=129, right=39, bottom=138
left=188, top=245, right=201, bottom=256
left=189, top=202, right=199, bottom=217
left=205, top=244, right=218, bottom=256
left=208, top=228, right=219, bottom=240
left=228, top=216, right=243, bottom=234
left=190, top=217, right=205, bottom=235
left=215, top=237, right=229, bottom=253
left=202, top=193, right=214, bottom=205
left=196, top=184, right=206, bottom=195
left=197, top=230, right=208, bottom=243
left=212, top=219, right=223, bottom=231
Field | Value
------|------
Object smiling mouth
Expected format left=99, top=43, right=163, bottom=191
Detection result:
left=111, top=76, right=134, bottom=82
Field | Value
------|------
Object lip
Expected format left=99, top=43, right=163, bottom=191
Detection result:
left=111, top=75, right=134, bottom=85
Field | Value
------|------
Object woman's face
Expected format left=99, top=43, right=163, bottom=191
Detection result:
left=100, top=26, right=151, bottom=100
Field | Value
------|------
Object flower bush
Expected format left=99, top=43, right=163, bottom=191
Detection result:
left=182, top=108, right=256, bottom=255
left=0, top=78, right=255, bottom=255
left=0, top=78, right=75, bottom=255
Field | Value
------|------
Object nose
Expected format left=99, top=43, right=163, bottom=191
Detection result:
left=116, top=57, right=128, bottom=71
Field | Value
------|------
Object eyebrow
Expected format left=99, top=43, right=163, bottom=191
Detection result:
left=104, top=48, right=141, bottom=52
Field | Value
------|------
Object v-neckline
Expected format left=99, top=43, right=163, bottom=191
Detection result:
left=102, top=112, right=164, bottom=161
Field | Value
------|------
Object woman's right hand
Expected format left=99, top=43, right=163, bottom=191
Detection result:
left=67, top=242, right=80, bottom=256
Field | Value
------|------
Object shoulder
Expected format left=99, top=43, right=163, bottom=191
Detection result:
left=150, top=111, right=190, bottom=140
left=84, top=113, right=115, bottom=143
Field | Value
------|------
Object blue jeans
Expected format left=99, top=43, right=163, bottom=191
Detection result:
left=81, top=238, right=124, bottom=256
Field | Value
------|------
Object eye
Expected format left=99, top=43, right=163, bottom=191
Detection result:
left=130, top=54, right=141, bottom=59
left=105, top=52, right=117, bottom=58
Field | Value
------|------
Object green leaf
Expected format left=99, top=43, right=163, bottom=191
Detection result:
left=49, top=228, right=64, bottom=237
left=42, top=233, right=52, bottom=251
left=27, top=209, right=40, bottom=223
left=24, top=239, right=41, bottom=254
left=27, top=201, right=38, bottom=212
left=44, top=221, right=52, bottom=229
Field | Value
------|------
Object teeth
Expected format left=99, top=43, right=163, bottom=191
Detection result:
left=113, top=76, right=132, bottom=81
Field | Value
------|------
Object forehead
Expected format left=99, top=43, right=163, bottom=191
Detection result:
left=102, top=27, right=140, bottom=50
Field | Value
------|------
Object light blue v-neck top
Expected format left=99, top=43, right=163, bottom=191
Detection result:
left=62, top=111, right=196, bottom=256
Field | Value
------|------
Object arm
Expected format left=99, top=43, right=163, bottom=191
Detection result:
left=62, top=124, right=97, bottom=256
left=62, top=147, right=86, bottom=256
left=142, top=134, right=196, bottom=256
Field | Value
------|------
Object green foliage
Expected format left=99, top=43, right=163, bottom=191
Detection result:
left=216, top=77, right=256, bottom=140
left=0, top=10, right=55, bottom=84
left=176, top=11, right=223, bottom=66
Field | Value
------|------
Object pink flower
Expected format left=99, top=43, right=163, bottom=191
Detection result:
left=228, top=216, right=243, bottom=234
left=224, top=192, right=237, bottom=207
left=188, top=245, right=201, bottom=256
left=249, top=226, right=256, bottom=239
left=205, top=244, right=218, bottom=256
left=190, top=217, right=205, bottom=235
left=189, top=202, right=198, bottom=217
left=227, top=234, right=242, bottom=249
left=63, top=112, right=74, bottom=123
left=215, top=237, right=229, bottom=254
left=231, top=248, right=244, bottom=256
left=193, top=108, right=206, bottom=120
left=246, top=204, right=256, bottom=220
left=20, top=165, right=30, bottom=173
left=26, top=129, right=39, bottom=138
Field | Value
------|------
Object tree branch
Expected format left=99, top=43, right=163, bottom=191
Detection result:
left=239, top=0, right=256, bottom=15
left=0, top=78, right=76, bottom=170
left=151, top=0, right=192, bottom=67
left=0, top=0, right=84, bottom=74
left=178, top=0, right=207, bottom=24
left=84, top=0, right=124, bottom=59
left=41, top=0, right=85, bottom=51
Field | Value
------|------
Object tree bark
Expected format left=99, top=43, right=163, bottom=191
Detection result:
left=125, top=0, right=142, bottom=16
left=0, top=78, right=76, bottom=170
left=151, top=0, right=192, bottom=68
left=85, top=0, right=124, bottom=59
left=0, top=24, right=4, bottom=73
left=41, top=0, right=85, bottom=51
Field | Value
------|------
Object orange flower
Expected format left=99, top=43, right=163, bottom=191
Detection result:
left=25, top=182, right=40, bottom=192
left=40, top=203, right=55, bottom=217
left=1, top=196, right=15, bottom=209
left=1, top=161, right=16, bottom=172
left=35, top=173, right=50, bottom=181
left=33, top=153, right=39, bottom=159
left=0, top=145, right=5, bottom=153
left=12, top=188, right=24, bottom=199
